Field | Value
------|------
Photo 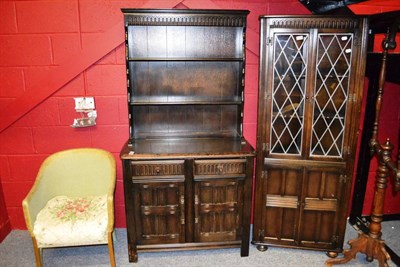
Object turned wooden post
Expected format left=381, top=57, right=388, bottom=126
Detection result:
left=326, top=26, right=399, bottom=267
left=369, top=141, right=393, bottom=241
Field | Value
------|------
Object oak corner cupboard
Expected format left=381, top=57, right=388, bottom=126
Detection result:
left=252, top=15, right=368, bottom=257
left=119, top=9, right=254, bottom=263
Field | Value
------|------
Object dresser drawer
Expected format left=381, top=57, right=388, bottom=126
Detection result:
left=130, top=160, right=184, bottom=176
left=194, top=159, right=246, bottom=175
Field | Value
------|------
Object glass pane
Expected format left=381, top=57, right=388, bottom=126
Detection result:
left=311, top=34, right=353, bottom=157
left=270, top=34, right=308, bottom=155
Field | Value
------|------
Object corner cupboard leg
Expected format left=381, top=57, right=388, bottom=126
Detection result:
left=326, top=251, right=338, bottom=258
left=256, top=244, right=268, bottom=252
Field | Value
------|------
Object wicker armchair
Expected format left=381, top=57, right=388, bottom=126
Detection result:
left=22, top=148, right=116, bottom=267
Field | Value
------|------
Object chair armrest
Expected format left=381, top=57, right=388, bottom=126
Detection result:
left=106, top=194, right=115, bottom=232
left=22, top=176, right=56, bottom=236
left=106, top=159, right=116, bottom=233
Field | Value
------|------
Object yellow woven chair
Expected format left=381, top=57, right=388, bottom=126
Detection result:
left=22, top=148, right=116, bottom=267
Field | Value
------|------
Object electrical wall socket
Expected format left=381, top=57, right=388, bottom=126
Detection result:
left=74, top=97, right=95, bottom=110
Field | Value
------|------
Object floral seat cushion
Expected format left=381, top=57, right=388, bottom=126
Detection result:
left=33, top=195, right=108, bottom=247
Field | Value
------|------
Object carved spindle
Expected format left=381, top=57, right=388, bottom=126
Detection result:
left=370, top=32, right=390, bottom=149
left=369, top=139, right=393, bottom=240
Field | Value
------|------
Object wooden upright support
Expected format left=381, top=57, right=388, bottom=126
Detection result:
left=326, top=24, right=400, bottom=267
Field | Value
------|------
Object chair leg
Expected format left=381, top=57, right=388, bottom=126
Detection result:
left=108, top=231, right=116, bottom=267
left=112, top=230, right=117, bottom=241
left=32, top=237, right=42, bottom=267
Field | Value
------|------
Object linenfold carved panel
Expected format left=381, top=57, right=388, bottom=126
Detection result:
left=304, top=198, right=337, bottom=211
left=266, top=195, right=298, bottom=209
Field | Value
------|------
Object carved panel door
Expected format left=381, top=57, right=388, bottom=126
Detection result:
left=259, top=165, right=303, bottom=247
left=194, top=178, right=244, bottom=242
left=193, top=159, right=247, bottom=243
left=298, top=166, right=347, bottom=250
left=129, top=160, right=186, bottom=245
left=259, top=163, right=347, bottom=250
left=132, top=181, right=186, bottom=245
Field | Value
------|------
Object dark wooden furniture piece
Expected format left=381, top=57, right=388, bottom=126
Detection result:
left=252, top=15, right=368, bottom=257
left=119, top=9, right=255, bottom=263
left=326, top=20, right=400, bottom=267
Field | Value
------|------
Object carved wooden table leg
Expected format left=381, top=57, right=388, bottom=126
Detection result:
left=325, top=141, right=393, bottom=267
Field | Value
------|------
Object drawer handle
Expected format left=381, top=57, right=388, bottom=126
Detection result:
left=155, top=167, right=161, bottom=175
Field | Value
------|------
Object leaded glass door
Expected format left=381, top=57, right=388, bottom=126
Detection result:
left=310, top=33, right=354, bottom=158
left=269, top=32, right=309, bottom=155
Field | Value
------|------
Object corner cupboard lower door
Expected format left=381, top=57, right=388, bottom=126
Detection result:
left=299, top=166, right=348, bottom=251
left=256, top=162, right=348, bottom=251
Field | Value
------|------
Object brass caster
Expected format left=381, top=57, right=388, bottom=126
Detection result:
left=257, top=245, right=268, bottom=252
left=326, top=251, right=338, bottom=258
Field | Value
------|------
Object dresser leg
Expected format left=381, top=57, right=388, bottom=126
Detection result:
left=128, top=243, right=138, bottom=263
left=240, top=238, right=250, bottom=257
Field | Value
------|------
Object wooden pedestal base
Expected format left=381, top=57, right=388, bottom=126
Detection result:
left=325, top=233, right=390, bottom=267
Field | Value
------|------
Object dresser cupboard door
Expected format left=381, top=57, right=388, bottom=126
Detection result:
left=193, top=178, right=244, bottom=242
left=132, top=181, right=185, bottom=245
left=130, top=160, right=186, bottom=245
left=193, top=159, right=246, bottom=242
